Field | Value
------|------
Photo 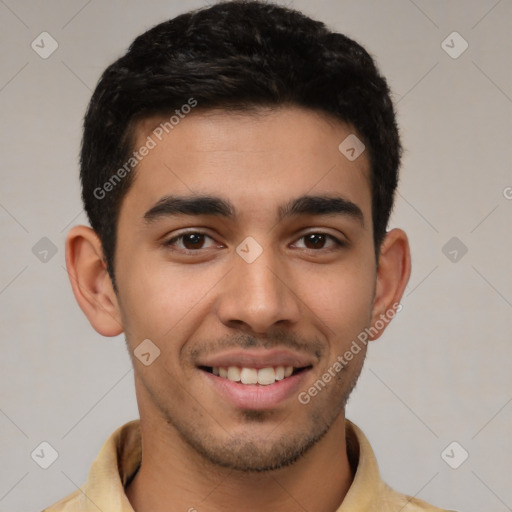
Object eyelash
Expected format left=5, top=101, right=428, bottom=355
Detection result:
left=163, top=231, right=220, bottom=252
left=162, top=231, right=346, bottom=252
left=293, top=233, right=346, bottom=250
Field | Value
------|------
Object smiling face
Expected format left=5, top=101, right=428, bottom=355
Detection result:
left=109, top=107, right=380, bottom=471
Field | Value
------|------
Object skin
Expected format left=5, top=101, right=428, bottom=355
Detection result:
left=66, top=107, right=410, bottom=512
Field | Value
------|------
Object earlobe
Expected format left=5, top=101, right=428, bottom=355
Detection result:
left=369, top=228, right=411, bottom=341
left=65, top=225, right=124, bottom=337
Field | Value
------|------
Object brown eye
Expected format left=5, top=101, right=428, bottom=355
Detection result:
left=182, top=233, right=205, bottom=249
left=292, top=232, right=344, bottom=251
left=164, top=232, right=219, bottom=251
left=304, top=233, right=327, bottom=249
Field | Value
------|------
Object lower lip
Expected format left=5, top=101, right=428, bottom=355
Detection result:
left=200, top=369, right=311, bottom=410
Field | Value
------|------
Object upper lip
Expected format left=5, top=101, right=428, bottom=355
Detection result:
left=197, top=349, right=314, bottom=370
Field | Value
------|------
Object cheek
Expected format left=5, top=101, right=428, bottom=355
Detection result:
left=116, top=256, right=220, bottom=346
left=295, top=257, right=375, bottom=344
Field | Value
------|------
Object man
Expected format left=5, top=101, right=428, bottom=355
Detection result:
left=45, top=1, right=453, bottom=510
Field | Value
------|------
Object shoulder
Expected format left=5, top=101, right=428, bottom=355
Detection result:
left=344, top=420, right=456, bottom=512
left=377, top=480, right=457, bottom=512
left=42, top=489, right=85, bottom=511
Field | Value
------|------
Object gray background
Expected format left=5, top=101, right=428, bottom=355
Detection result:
left=1, top=1, right=511, bottom=511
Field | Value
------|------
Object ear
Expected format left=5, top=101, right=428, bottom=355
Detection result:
left=65, top=225, right=124, bottom=337
left=369, top=228, right=411, bottom=341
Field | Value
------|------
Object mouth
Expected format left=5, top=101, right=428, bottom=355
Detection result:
left=196, top=349, right=315, bottom=410
left=200, top=365, right=311, bottom=386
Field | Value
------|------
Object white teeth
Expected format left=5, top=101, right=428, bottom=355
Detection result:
left=257, top=367, right=275, bottom=385
left=275, top=366, right=285, bottom=380
left=227, top=366, right=241, bottom=382
left=212, top=365, right=297, bottom=385
left=240, top=367, right=258, bottom=384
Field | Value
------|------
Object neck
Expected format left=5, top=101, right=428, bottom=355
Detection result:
left=126, top=413, right=353, bottom=512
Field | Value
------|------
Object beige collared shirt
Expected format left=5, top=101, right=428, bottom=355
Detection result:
left=43, top=420, right=453, bottom=512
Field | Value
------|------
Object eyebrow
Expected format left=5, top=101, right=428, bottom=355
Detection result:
left=143, top=194, right=364, bottom=226
left=278, top=195, right=364, bottom=226
left=143, top=195, right=235, bottom=223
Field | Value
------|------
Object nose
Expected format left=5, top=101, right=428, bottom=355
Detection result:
left=215, top=248, right=301, bottom=334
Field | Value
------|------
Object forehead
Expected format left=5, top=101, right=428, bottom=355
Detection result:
left=122, top=106, right=371, bottom=221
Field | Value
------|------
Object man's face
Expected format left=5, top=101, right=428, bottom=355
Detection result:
left=114, top=107, right=376, bottom=471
